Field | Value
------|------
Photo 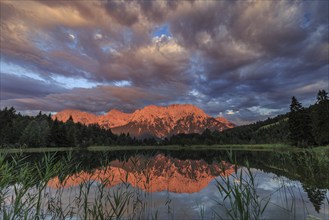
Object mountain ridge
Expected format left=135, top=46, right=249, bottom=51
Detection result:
left=53, top=104, right=235, bottom=138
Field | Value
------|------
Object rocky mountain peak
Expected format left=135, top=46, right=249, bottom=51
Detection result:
left=54, top=104, right=234, bottom=138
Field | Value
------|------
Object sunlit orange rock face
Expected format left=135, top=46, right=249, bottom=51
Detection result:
left=53, top=109, right=98, bottom=125
left=215, top=117, right=235, bottom=129
left=101, top=109, right=132, bottom=128
left=53, top=104, right=235, bottom=138
left=48, top=154, right=235, bottom=193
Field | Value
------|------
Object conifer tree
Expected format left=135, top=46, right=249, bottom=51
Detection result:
left=288, top=96, right=314, bottom=147
left=20, top=120, right=41, bottom=147
left=39, top=120, right=50, bottom=147
left=0, top=107, right=17, bottom=145
left=313, top=90, right=329, bottom=145
left=66, top=116, right=77, bottom=147
left=50, top=118, right=69, bottom=147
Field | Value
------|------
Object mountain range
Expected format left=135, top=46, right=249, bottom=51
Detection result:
left=53, top=104, right=234, bottom=138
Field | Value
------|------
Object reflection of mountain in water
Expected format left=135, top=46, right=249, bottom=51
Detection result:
left=48, top=154, right=235, bottom=193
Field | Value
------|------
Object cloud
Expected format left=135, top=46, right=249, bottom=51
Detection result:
left=2, top=84, right=185, bottom=114
left=0, top=73, right=67, bottom=100
left=0, top=0, right=328, bottom=124
left=226, top=110, right=239, bottom=115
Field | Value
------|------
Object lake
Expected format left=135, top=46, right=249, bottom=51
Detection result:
left=1, top=149, right=328, bottom=219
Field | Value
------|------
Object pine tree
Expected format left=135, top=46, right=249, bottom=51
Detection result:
left=290, top=96, right=302, bottom=112
left=288, top=96, right=314, bottom=147
left=289, top=97, right=303, bottom=146
left=20, top=120, right=41, bottom=147
left=316, top=89, right=328, bottom=103
left=50, top=119, right=69, bottom=147
left=66, top=116, right=77, bottom=147
left=39, top=120, right=50, bottom=147
left=313, top=90, right=329, bottom=145
left=0, top=107, right=17, bottom=145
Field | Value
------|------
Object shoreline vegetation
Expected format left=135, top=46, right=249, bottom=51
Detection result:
left=1, top=144, right=328, bottom=154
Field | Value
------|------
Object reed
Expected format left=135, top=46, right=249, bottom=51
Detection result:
left=214, top=159, right=270, bottom=220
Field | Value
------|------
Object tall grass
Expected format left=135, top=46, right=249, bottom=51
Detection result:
left=213, top=160, right=270, bottom=220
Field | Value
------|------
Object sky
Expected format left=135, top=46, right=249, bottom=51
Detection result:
left=0, top=0, right=328, bottom=125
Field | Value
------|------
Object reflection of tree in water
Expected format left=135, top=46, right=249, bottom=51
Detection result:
left=303, top=185, right=327, bottom=213
left=250, top=150, right=329, bottom=213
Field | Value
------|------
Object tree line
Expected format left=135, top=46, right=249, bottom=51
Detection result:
left=0, top=110, right=157, bottom=148
left=288, top=89, right=329, bottom=147
left=164, top=90, right=329, bottom=147
left=0, top=90, right=328, bottom=148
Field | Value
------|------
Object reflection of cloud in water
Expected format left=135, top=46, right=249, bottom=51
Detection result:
left=252, top=171, right=328, bottom=220
left=257, top=173, right=299, bottom=191
left=152, top=168, right=328, bottom=219
left=150, top=182, right=221, bottom=218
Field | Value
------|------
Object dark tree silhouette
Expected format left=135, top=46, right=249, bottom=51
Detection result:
left=312, top=90, right=329, bottom=145
left=19, top=120, right=41, bottom=147
left=288, top=96, right=314, bottom=147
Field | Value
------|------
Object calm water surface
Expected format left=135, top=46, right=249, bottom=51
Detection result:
left=2, top=149, right=329, bottom=219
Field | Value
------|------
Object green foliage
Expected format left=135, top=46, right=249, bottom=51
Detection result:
left=0, top=109, right=160, bottom=148
left=19, top=120, right=42, bottom=147
left=0, top=107, right=18, bottom=146
left=316, top=89, right=328, bottom=103
left=286, top=91, right=329, bottom=147
left=49, top=119, right=68, bottom=147
left=288, top=96, right=314, bottom=147
left=65, top=116, right=77, bottom=147
left=166, top=90, right=328, bottom=148
left=290, top=96, right=302, bottom=112
left=312, top=90, right=329, bottom=146
left=214, top=162, right=269, bottom=220
left=165, top=115, right=290, bottom=146
left=39, top=120, right=50, bottom=147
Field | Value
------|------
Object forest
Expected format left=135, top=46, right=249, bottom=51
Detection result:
left=0, top=90, right=328, bottom=148
left=166, top=90, right=329, bottom=147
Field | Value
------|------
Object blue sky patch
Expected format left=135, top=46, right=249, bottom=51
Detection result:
left=152, top=24, right=172, bottom=37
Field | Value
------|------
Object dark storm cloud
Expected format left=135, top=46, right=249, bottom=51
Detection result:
left=2, top=84, right=186, bottom=114
left=0, top=73, right=67, bottom=100
left=170, top=2, right=328, bottom=75
left=103, top=1, right=140, bottom=26
left=170, top=0, right=328, bottom=122
left=1, top=0, right=328, bottom=124
left=103, top=0, right=180, bottom=25
left=97, top=37, right=190, bottom=88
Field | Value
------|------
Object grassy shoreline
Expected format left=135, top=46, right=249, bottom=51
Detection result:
left=0, top=144, right=328, bottom=153
left=0, top=147, right=78, bottom=153
left=88, top=144, right=291, bottom=151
